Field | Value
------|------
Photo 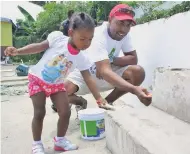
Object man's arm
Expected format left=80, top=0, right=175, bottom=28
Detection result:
left=112, top=50, right=138, bottom=67
left=95, top=59, right=152, bottom=106
left=95, top=59, right=135, bottom=92
left=113, top=32, right=137, bottom=67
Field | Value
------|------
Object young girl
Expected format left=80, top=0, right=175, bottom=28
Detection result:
left=4, top=12, right=113, bottom=154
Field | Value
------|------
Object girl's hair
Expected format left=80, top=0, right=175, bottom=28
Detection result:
left=69, top=12, right=95, bottom=30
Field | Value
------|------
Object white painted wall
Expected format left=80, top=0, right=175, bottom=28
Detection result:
left=152, top=68, right=190, bottom=123
left=118, top=11, right=190, bottom=108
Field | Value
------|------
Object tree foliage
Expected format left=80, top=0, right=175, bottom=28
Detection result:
left=136, top=1, right=190, bottom=24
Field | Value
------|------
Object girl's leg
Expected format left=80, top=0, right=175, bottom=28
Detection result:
left=31, top=92, right=46, bottom=141
left=31, top=92, right=46, bottom=154
left=50, top=91, right=70, bottom=137
left=50, top=91, right=78, bottom=151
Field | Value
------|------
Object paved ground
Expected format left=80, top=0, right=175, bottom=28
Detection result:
left=1, top=93, right=112, bottom=154
left=0, top=64, right=126, bottom=154
left=0, top=65, right=107, bottom=153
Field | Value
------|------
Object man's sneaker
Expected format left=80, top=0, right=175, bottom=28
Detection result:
left=75, top=97, right=87, bottom=125
left=32, top=143, right=45, bottom=154
left=51, top=104, right=57, bottom=112
left=75, top=96, right=87, bottom=113
left=80, top=96, right=87, bottom=109
left=54, top=137, right=78, bottom=151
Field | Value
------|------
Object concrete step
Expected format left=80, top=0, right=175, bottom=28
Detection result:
left=0, top=76, right=28, bottom=82
left=0, top=69, right=16, bottom=77
left=1, top=75, right=28, bottom=87
left=61, top=147, right=111, bottom=154
left=105, top=106, right=190, bottom=154
left=152, top=68, right=190, bottom=123
left=1, top=81, right=28, bottom=87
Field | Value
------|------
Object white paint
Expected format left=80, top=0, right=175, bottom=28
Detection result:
left=132, top=11, right=190, bottom=88
left=105, top=106, right=190, bottom=154
left=118, top=11, right=190, bottom=108
left=105, top=12, right=190, bottom=152
left=152, top=68, right=190, bottom=123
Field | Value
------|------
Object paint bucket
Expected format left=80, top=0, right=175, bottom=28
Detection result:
left=78, top=108, right=105, bottom=140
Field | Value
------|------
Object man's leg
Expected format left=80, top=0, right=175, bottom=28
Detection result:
left=51, top=80, right=87, bottom=112
left=51, top=79, right=89, bottom=112
left=65, top=65, right=145, bottom=105
left=64, top=80, right=88, bottom=120
left=105, top=65, right=145, bottom=104
left=64, top=80, right=87, bottom=108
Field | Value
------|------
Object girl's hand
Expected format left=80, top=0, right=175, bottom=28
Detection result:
left=4, top=47, right=19, bottom=56
left=97, top=97, right=116, bottom=111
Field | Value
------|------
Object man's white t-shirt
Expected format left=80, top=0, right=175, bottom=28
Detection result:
left=86, top=22, right=135, bottom=74
left=29, top=31, right=91, bottom=84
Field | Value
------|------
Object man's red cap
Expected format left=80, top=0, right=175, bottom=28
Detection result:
left=109, top=4, right=136, bottom=25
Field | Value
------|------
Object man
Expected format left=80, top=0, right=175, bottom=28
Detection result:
left=53, top=4, right=152, bottom=112
left=60, top=10, right=74, bottom=36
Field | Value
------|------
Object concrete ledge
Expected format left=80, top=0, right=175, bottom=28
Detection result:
left=61, top=147, right=111, bottom=154
left=105, top=106, right=190, bottom=154
left=152, top=68, right=190, bottom=123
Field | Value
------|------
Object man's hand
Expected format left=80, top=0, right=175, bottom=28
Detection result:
left=97, top=97, right=116, bottom=111
left=133, top=86, right=152, bottom=106
left=4, top=47, right=18, bottom=56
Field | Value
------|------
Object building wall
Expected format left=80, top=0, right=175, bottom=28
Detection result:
left=0, top=21, right=12, bottom=46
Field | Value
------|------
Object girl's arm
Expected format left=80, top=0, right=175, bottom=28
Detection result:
left=80, top=70, right=115, bottom=110
left=4, top=40, right=49, bottom=56
left=17, top=40, right=49, bottom=55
